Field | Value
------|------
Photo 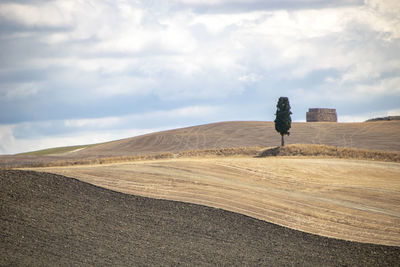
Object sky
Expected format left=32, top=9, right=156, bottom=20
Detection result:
left=0, top=0, right=399, bottom=154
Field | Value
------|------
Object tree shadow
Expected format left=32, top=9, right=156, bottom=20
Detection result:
left=255, top=146, right=281, bottom=158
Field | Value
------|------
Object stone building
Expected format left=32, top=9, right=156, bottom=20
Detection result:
left=306, top=108, right=337, bottom=122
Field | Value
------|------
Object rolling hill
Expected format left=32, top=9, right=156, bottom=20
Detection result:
left=2, top=170, right=399, bottom=266
left=1, top=120, right=400, bottom=167
left=2, top=120, right=400, bottom=264
left=31, top=156, right=400, bottom=246
left=61, top=120, right=400, bottom=156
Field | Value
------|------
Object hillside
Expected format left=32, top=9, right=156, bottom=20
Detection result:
left=1, top=120, right=399, bottom=167
left=2, top=170, right=399, bottom=266
left=366, top=116, right=400, bottom=122
left=31, top=157, right=400, bottom=246
left=71, top=120, right=400, bottom=157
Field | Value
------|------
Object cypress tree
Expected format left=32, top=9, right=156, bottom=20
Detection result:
left=274, top=97, right=292, bottom=146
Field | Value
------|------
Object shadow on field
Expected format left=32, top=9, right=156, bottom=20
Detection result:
left=1, top=170, right=399, bottom=266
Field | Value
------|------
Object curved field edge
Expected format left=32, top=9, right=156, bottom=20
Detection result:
left=29, top=157, right=400, bottom=246
left=3, top=144, right=399, bottom=168
left=1, top=170, right=399, bottom=266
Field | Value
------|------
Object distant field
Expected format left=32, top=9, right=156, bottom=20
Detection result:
left=5, top=120, right=400, bottom=264
left=73, top=120, right=400, bottom=157
left=18, top=144, right=92, bottom=156
left=31, top=156, right=400, bottom=246
left=1, top=120, right=399, bottom=167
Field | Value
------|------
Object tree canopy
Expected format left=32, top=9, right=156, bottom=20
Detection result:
left=274, top=97, right=292, bottom=146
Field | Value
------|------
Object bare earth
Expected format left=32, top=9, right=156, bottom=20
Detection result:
left=3, top=170, right=399, bottom=266
left=31, top=156, right=400, bottom=246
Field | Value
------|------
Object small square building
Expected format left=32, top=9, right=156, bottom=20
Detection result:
left=306, top=108, right=337, bottom=122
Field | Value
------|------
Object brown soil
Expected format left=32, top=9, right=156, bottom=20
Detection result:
left=1, top=170, right=399, bottom=266
left=31, top=157, right=400, bottom=246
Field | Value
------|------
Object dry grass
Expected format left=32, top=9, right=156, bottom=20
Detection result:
left=29, top=157, right=400, bottom=246
left=5, top=144, right=399, bottom=169
left=178, top=146, right=263, bottom=157
left=1, top=152, right=175, bottom=169
left=260, top=144, right=400, bottom=162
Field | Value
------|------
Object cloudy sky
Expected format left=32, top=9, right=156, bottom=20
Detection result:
left=0, top=0, right=399, bottom=154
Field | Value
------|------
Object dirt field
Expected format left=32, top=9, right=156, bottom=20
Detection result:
left=3, top=120, right=400, bottom=264
left=31, top=156, right=400, bottom=246
left=2, top=170, right=399, bottom=266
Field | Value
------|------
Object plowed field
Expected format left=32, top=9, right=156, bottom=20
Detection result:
left=2, top=170, right=400, bottom=266
left=32, top=156, right=400, bottom=246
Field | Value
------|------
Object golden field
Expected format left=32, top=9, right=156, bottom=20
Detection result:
left=8, top=120, right=400, bottom=247
left=29, top=155, right=400, bottom=246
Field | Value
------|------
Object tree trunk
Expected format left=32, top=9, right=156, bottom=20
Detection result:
left=281, top=134, right=284, bottom=147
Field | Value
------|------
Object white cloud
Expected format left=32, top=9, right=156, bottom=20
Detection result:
left=364, top=0, right=400, bottom=39
left=341, top=62, right=378, bottom=83
left=0, top=2, right=74, bottom=28
left=238, top=73, right=262, bottom=82
left=339, top=114, right=376, bottom=122
left=4, top=0, right=397, bottom=98
left=0, top=124, right=15, bottom=154
left=0, top=0, right=399, bottom=154
left=65, top=105, right=222, bottom=129
left=93, top=75, right=156, bottom=97
left=353, top=77, right=400, bottom=97
left=64, top=117, right=123, bottom=129
left=387, top=109, right=400, bottom=116
left=164, top=105, right=221, bottom=117
left=339, top=107, right=400, bottom=122
left=179, top=0, right=260, bottom=5
left=2, top=0, right=398, bottom=76
left=0, top=82, right=41, bottom=99
left=292, top=75, right=400, bottom=105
